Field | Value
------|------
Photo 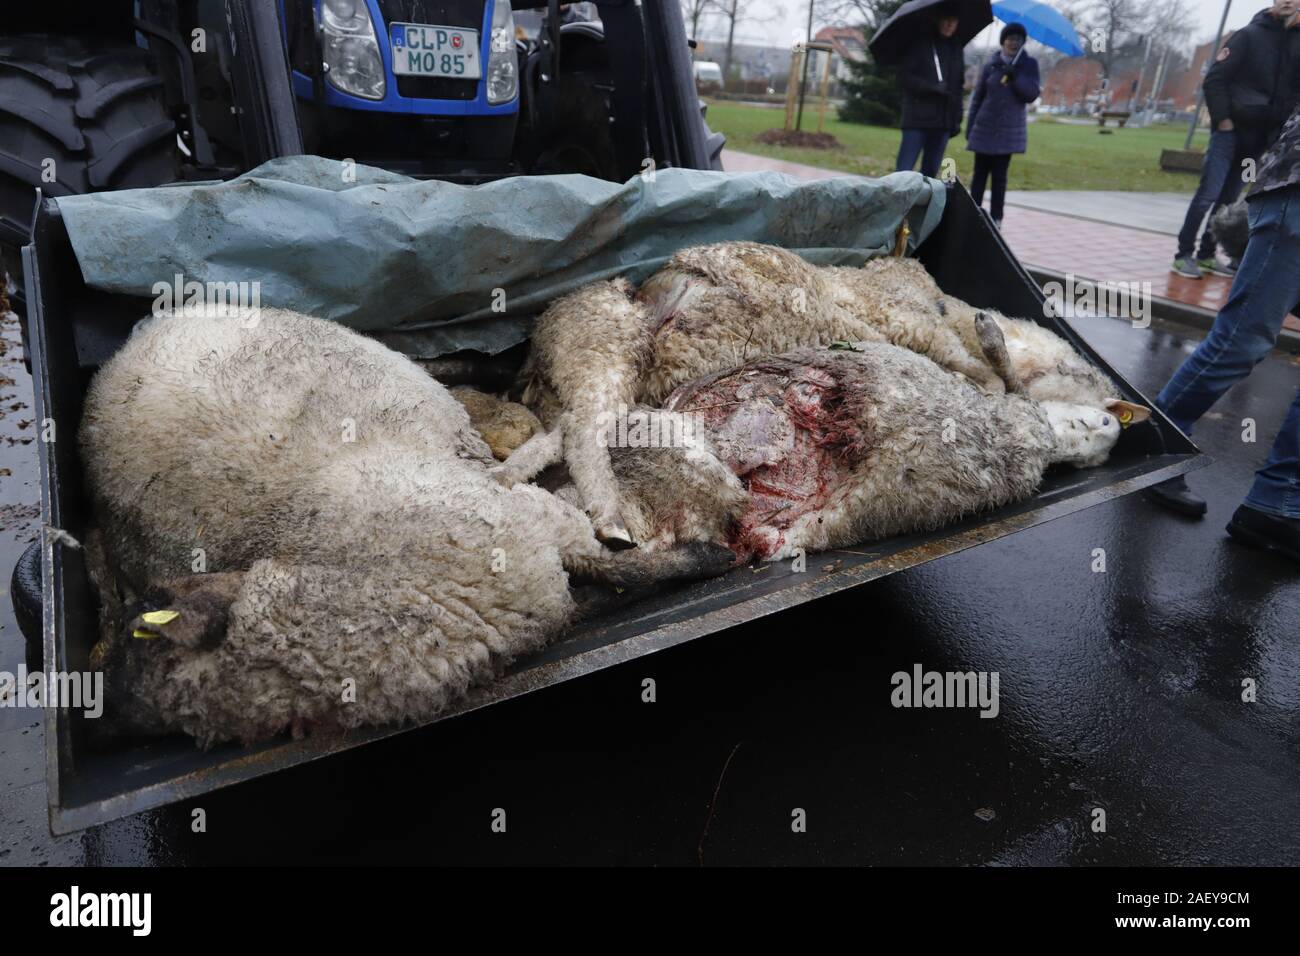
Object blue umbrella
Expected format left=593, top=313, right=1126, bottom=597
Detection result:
left=990, top=0, right=1085, bottom=56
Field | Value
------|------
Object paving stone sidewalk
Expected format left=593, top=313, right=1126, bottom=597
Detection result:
left=721, top=149, right=1300, bottom=338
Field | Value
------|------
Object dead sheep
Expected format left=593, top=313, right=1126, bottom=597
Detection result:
left=853, top=257, right=1152, bottom=423
left=80, top=305, right=732, bottom=746
left=637, top=242, right=1007, bottom=400
left=662, top=318, right=1121, bottom=562
left=510, top=242, right=1146, bottom=546
left=508, top=313, right=1122, bottom=563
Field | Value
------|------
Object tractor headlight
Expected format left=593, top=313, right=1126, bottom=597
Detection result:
left=321, top=0, right=386, bottom=100
left=485, top=0, right=518, bottom=105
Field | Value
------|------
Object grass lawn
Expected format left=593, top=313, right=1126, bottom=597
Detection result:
left=705, top=100, right=1206, bottom=192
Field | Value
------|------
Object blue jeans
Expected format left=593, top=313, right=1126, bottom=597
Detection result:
left=1157, top=188, right=1300, bottom=518
left=1175, top=128, right=1249, bottom=261
left=896, top=129, right=951, bottom=179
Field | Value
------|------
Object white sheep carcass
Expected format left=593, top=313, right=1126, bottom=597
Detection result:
left=80, top=305, right=733, bottom=746
left=661, top=317, right=1120, bottom=562
left=508, top=242, right=1148, bottom=547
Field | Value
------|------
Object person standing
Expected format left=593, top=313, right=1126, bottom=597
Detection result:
left=1144, top=102, right=1300, bottom=564
left=895, top=4, right=966, bottom=178
left=1171, top=0, right=1300, bottom=280
left=965, top=22, right=1040, bottom=229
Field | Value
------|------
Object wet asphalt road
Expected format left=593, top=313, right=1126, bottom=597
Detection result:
left=1, top=308, right=1297, bottom=866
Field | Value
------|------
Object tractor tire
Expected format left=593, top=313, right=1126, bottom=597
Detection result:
left=10, top=540, right=43, bottom=668
left=0, top=34, right=178, bottom=321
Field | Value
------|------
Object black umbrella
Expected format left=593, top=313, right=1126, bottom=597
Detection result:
left=868, top=0, right=993, bottom=67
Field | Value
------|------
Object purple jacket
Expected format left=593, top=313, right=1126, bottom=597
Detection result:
left=966, top=52, right=1041, bottom=156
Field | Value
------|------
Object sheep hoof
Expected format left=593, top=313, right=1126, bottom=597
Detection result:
left=596, top=519, right=637, bottom=550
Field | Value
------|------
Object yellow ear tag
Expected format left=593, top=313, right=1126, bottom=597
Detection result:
left=141, top=609, right=180, bottom=626
left=892, top=220, right=911, bottom=257
left=132, top=628, right=161, bottom=640
left=1117, top=408, right=1134, bottom=426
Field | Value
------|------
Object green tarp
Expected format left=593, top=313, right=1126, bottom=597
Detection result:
left=54, top=155, right=947, bottom=357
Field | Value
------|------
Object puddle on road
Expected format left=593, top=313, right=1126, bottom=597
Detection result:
left=0, top=305, right=39, bottom=546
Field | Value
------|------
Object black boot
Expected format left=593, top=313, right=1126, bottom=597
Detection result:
left=1142, top=476, right=1208, bottom=518
left=1226, top=505, right=1300, bottom=563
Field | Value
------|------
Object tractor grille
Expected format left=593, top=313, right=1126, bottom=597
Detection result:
left=376, top=0, right=481, bottom=100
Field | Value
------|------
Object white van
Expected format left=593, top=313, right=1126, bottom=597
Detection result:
left=694, top=60, right=724, bottom=92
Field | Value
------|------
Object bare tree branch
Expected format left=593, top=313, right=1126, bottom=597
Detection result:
left=681, top=0, right=720, bottom=40
left=715, top=0, right=786, bottom=82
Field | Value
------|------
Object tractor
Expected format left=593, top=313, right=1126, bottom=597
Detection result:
left=0, top=0, right=724, bottom=329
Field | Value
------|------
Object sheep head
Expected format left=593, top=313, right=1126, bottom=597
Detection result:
left=1041, top=401, right=1123, bottom=468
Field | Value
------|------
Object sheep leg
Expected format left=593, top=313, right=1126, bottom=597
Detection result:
left=975, top=312, right=1026, bottom=395
left=563, top=412, right=636, bottom=549
left=563, top=540, right=735, bottom=590
left=932, top=336, right=1007, bottom=394
left=896, top=307, right=1007, bottom=394
left=492, top=427, right=564, bottom=487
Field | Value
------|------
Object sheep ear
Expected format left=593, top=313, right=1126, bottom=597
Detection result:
left=1106, top=399, right=1152, bottom=426
left=133, top=608, right=182, bottom=642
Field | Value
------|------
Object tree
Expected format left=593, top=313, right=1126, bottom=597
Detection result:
left=681, top=0, right=717, bottom=40
left=1062, top=0, right=1195, bottom=108
left=1068, top=0, right=1151, bottom=81
left=715, top=0, right=783, bottom=85
left=818, top=0, right=879, bottom=27
left=837, top=0, right=907, bottom=126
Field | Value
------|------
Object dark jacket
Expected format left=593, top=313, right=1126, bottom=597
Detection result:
left=899, top=33, right=965, bottom=133
left=1203, top=9, right=1300, bottom=147
left=966, top=51, right=1041, bottom=155
left=1252, top=103, right=1300, bottom=198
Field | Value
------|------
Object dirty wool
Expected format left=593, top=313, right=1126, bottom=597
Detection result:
left=509, top=242, right=1146, bottom=547
left=80, top=306, right=730, bottom=746
left=664, top=336, right=1114, bottom=562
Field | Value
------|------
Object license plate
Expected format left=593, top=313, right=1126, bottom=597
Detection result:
left=389, top=22, right=481, bottom=79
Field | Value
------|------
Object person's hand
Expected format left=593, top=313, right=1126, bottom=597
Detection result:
left=1218, top=118, right=1235, bottom=131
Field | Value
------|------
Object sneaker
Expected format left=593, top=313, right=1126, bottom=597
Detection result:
left=1171, top=258, right=1203, bottom=279
left=1209, top=259, right=1239, bottom=278
left=1226, top=505, right=1300, bottom=564
left=992, top=218, right=1003, bottom=230
left=1190, top=254, right=1232, bottom=277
